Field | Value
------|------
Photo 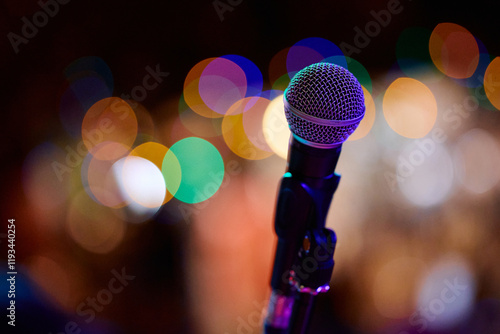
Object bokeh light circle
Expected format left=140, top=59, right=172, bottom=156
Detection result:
left=85, top=142, right=130, bottom=208
left=268, top=47, right=291, bottom=86
left=263, top=93, right=290, bottom=159
left=162, top=137, right=224, bottom=204
left=271, top=73, right=291, bottom=91
left=454, top=38, right=491, bottom=88
left=114, top=156, right=167, bottom=209
left=454, top=128, right=500, bottom=194
left=287, top=37, right=346, bottom=77
left=242, top=97, right=274, bottom=151
left=183, top=58, right=221, bottom=118
left=429, top=23, right=480, bottom=79
left=416, top=256, right=476, bottom=331
left=484, top=57, right=500, bottom=110
left=22, top=142, right=72, bottom=214
left=198, top=57, right=247, bottom=115
left=222, top=97, right=274, bottom=160
left=397, top=143, right=454, bottom=207
left=383, top=77, right=437, bottom=138
left=222, top=54, right=263, bottom=97
left=81, top=97, right=138, bottom=160
left=64, top=56, right=114, bottom=91
left=287, top=45, right=324, bottom=77
left=66, top=189, right=126, bottom=254
left=129, top=142, right=168, bottom=172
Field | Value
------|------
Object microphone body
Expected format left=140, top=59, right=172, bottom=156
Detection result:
left=270, top=138, right=340, bottom=294
left=264, top=62, right=365, bottom=333
left=265, top=138, right=340, bottom=332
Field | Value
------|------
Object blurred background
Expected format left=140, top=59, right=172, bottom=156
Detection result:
left=1, top=0, right=500, bottom=333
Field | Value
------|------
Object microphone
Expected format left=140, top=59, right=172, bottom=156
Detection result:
left=264, top=62, right=365, bottom=333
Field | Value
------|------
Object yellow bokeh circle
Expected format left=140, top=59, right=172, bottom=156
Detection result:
left=383, top=78, right=437, bottom=138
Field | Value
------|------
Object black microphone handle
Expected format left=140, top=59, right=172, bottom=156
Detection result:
left=287, top=137, right=341, bottom=179
left=265, top=136, right=342, bottom=332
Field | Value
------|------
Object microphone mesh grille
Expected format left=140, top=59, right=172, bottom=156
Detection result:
left=285, top=62, right=365, bottom=145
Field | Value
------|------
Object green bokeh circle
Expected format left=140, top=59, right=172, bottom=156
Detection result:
left=162, top=137, right=224, bottom=204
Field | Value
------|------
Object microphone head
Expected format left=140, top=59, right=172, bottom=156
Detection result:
left=284, top=62, right=365, bottom=148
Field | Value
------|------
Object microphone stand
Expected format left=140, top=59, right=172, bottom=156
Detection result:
left=287, top=228, right=336, bottom=333
left=264, top=139, right=341, bottom=334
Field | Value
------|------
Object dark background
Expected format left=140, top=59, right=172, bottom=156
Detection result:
left=1, top=0, right=499, bottom=168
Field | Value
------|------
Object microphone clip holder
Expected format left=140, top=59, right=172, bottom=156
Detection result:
left=285, top=228, right=337, bottom=334
left=289, top=228, right=336, bottom=296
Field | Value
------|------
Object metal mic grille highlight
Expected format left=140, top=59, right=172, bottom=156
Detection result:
left=284, top=62, right=365, bottom=147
